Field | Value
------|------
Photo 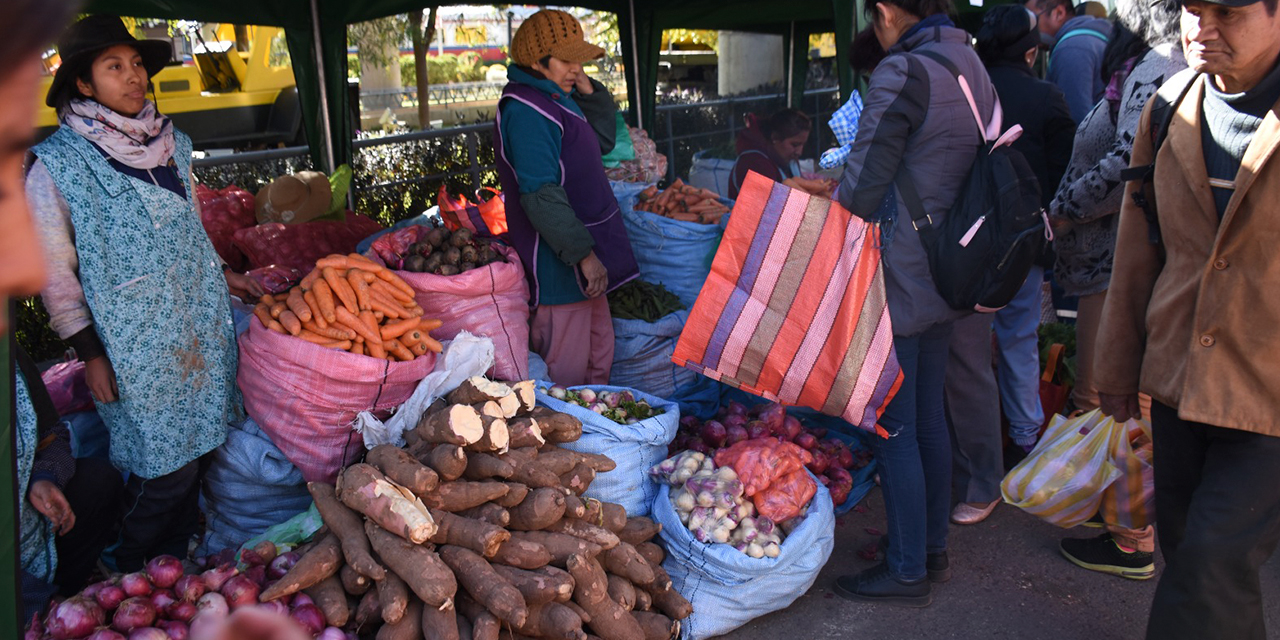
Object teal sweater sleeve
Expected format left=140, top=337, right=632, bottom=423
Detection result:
left=499, top=99, right=595, bottom=266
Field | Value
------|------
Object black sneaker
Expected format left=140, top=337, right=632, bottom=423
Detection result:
left=1060, top=533, right=1154, bottom=580
left=834, top=563, right=932, bottom=607
left=878, top=535, right=952, bottom=583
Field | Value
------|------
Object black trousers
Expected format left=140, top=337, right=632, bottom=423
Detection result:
left=1145, top=402, right=1280, bottom=640
left=111, top=459, right=202, bottom=572
left=54, top=457, right=123, bottom=595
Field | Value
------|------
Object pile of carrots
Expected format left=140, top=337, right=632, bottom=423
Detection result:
left=252, top=253, right=443, bottom=360
left=634, top=180, right=730, bottom=225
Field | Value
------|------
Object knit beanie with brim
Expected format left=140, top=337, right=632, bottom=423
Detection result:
left=975, top=5, right=1042, bottom=65
left=511, top=9, right=605, bottom=67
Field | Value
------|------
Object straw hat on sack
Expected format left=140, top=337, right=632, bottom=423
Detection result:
left=255, top=171, right=332, bottom=224
left=510, top=9, right=605, bottom=67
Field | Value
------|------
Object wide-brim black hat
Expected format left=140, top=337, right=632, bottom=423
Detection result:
left=46, top=15, right=172, bottom=108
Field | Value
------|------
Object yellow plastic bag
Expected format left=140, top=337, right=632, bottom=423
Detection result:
left=1000, top=410, right=1124, bottom=528
left=1099, top=418, right=1155, bottom=529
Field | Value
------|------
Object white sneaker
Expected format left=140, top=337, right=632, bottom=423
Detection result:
left=951, top=499, right=1000, bottom=525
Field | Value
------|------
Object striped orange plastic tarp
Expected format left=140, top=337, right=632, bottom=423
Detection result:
left=672, top=171, right=902, bottom=435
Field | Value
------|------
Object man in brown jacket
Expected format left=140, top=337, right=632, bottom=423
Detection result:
left=1095, top=0, right=1280, bottom=635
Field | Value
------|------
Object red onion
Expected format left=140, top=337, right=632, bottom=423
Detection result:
left=289, top=603, right=325, bottom=635
left=220, top=575, right=261, bottom=609
left=144, top=556, right=184, bottom=590
left=757, top=403, right=787, bottom=434
left=149, top=590, right=176, bottom=613
left=200, top=563, right=237, bottom=592
left=86, top=631, right=127, bottom=640
left=795, top=433, right=819, bottom=450
left=156, top=620, right=188, bottom=640
left=725, top=425, right=749, bottom=446
left=23, top=613, right=43, bottom=640
left=255, top=600, right=289, bottom=617
left=317, top=628, right=348, bottom=640
left=726, top=401, right=748, bottom=417
left=173, top=575, right=204, bottom=603
left=722, top=414, right=748, bottom=431
left=700, top=420, right=728, bottom=448
left=112, top=597, right=157, bottom=632
left=120, top=573, right=153, bottom=598
left=808, top=451, right=830, bottom=474
left=782, top=415, right=803, bottom=441
left=94, top=583, right=127, bottom=612
left=127, top=629, right=169, bottom=640
left=188, top=614, right=220, bottom=639
left=242, top=541, right=277, bottom=567
left=290, top=593, right=314, bottom=609
left=746, top=420, right=771, bottom=440
left=243, top=564, right=267, bottom=587
left=195, top=593, right=228, bottom=620
left=82, top=581, right=107, bottom=601
left=266, top=552, right=299, bottom=580
left=166, top=601, right=197, bottom=623
left=48, top=596, right=105, bottom=639
left=836, top=445, right=855, bottom=469
left=211, top=549, right=235, bottom=567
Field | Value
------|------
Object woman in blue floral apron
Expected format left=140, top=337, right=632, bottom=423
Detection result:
left=27, top=15, right=263, bottom=571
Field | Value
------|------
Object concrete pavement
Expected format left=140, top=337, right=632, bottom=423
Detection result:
left=721, top=488, right=1280, bottom=639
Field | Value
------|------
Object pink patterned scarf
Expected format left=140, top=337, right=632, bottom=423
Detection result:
left=60, top=99, right=175, bottom=170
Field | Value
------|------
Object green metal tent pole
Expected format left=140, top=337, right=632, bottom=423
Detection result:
left=629, top=0, right=645, bottom=130
left=833, top=0, right=860, bottom=101
left=310, top=0, right=336, bottom=173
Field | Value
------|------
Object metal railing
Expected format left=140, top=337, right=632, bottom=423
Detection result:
left=359, top=73, right=627, bottom=112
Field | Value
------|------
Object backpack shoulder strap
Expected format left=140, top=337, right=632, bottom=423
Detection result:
left=914, top=49, right=1001, bottom=143
left=1117, top=69, right=1200, bottom=250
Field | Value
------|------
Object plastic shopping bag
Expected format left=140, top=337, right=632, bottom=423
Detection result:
left=1099, top=418, right=1155, bottom=529
left=1001, top=409, right=1125, bottom=528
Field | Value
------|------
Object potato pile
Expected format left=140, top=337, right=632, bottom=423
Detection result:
left=634, top=180, right=729, bottom=225
left=402, top=227, right=508, bottom=276
left=266, top=377, right=692, bottom=640
left=253, top=253, right=443, bottom=359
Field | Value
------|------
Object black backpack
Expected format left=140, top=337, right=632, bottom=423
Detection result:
left=908, top=51, right=1050, bottom=313
left=1118, top=69, right=1201, bottom=262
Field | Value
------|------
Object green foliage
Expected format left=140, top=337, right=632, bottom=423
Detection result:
left=15, top=297, right=68, bottom=364
left=347, top=15, right=410, bottom=68
left=1038, top=322, right=1078, bottom=388
left=401, top=52, right=487, bottom=86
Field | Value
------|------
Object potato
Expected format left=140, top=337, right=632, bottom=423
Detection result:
left=450, top=228, right=473, bottom=247
left=444, top=247, right=462, bottom=265
left=460, top=245, right=479, bottom=263
left=424, top=252, right=445, bottom=272
left=426, top=227, right=448, bottom=247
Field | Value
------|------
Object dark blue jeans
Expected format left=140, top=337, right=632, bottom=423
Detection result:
left=871, top=322, right=953, bottom=581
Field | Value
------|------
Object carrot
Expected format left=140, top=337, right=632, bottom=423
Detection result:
left=421, top=335, right=443, bottom=354
left=286, top=288, right=312, bottom=323
left=324, top=267, right=359, bottom=314
left=259, top=294, right=276, bottom=307
left=371, top=279, right=415, bottom=304
left=381, top=317, right=421, bottom=341
left=279, top=310, right=302, bottom=336
left=348, top=338, right=364, bottom=355
left=303, top=321, right=356, bottom=341
left=370, top=297, right=404, bottom=320
left=348, top=252, right=386, bottom=272
left=313, top=280, right=338, bottom=324
left=403, top=337, right=429, bottom=357
left=323, top=340, right=352, bottom=351
left=335, top=307, right=381, bottom=346
left=300, top=267, right=323, bottom=289
left=302, top=290, right=328, bottom=329
left=253, top=303, right=274, bottom=329
left=348, top=270, right=373, bottom=311
left=418, top=318, right=444, bottom=332
left=367, top=341, right=388, bottom=359
left=385, top=340, right=415, bottom=362
left=298, top=330, right=338, bottom=345
left=267, top=319, right=287, bottom=334
left=360, top=309, right=381, bottom=340
left=316, top=255, right=351, bottom=270
left=269, top=301, right=287, bottom=319
left=376, top=269, right=416, bottom=298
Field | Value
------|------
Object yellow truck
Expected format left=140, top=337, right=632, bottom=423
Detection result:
left=36, top=25, right=304, bottom=149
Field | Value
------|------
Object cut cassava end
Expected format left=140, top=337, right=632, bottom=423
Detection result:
left=463, top=452, right=515, bottom=481
left=467, top=416, right=511, bottom=454
left=307, top=482, right=387, bottom=580
left=421, top=481, right=511, bottom=512
left=507, top=416, right=546, bottom=449
left=428, top=508, right=512, bottom=558
left=338, top=464, right=437, bottom=544
left=447, top=377, right=513, bottom=406
left=531, top=408, right=584, bottom=443
left=507, top=487, right=567, bottom=531
left=259, top=533, right=341, bottom=601
left=439, top=545, right=530, bottom=628
left=545, top=519, right=620, bottom=550
left=364, top=521, right=459, bottom=607
left=509, top=380, right=537, bottom=414
left=567, top=555, right=645, bottom=640
left=417, top=404, right=486, bottom=446
left=367, top=444, right=440, bottom=495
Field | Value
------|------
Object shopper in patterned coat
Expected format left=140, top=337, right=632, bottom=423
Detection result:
left=26, top=15, right=263, bottom=571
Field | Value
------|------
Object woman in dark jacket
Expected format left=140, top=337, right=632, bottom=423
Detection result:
left=945, top=4, right=1076, bottom=528
left=728, top=109, right=829, bottom=198
left=835, top=0, right=1000, bottom=607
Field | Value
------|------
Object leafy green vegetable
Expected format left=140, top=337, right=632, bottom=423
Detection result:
left=608, top=280, right=685, bottom=322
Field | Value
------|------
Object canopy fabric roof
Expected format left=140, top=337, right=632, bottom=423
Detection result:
left=77, top=0, right=893, bottom=168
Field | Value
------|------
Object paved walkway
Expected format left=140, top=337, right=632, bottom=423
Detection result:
left=721, top=487, right=1280, bottom=639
